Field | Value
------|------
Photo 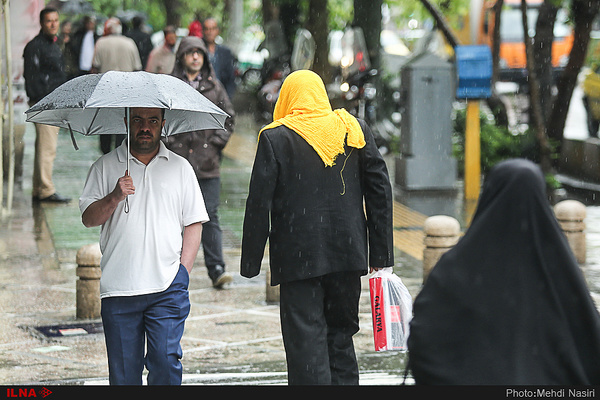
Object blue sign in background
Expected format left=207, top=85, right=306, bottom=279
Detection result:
left=456, top=45, right=492, bottom=99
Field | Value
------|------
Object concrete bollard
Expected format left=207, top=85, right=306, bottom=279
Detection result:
left=554, top=200, right=586, bottom=264
left=76, top=243, right=102, bottom=319
left=266, top=267, right=280, bottom=303
left=422, top=215, right=461, bottom=282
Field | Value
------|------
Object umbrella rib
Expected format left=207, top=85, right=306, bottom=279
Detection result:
left=25, top=110, right=42, bottom=122
left=210, top=113, right=226, bottom=129
left=87, top=108, right=101, bottom=135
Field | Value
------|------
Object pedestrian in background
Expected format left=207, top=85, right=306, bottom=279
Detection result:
left=72, top=15, right=97, bottom=76
left=240, top=70, right=394, bottom=385
left=146, top=25, right=177, bottom=75
left=58, top=20, right=77, bottom=80
left=92, top=18, right=141, bottom=74
left=126, top=16, right=153, bottom=71
left=23, top=6, right=70, bottom=203
left=188, top=12, right=203, bottom=38
left=202, top=18, right=236, bottom=100
left=165, top=36, right=235, bottom=289
left=79, top=107, right=207, bottom=385
left=408, top=158, right=600, bottom=385
left=92, top=17, right=142, bottom=154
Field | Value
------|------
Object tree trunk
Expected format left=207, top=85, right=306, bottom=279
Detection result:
left=521, top=0, right=552, bottom=174
left=491, top=0, right=503, bottom=85
left=547, top=0, right=600, bottom=147
left=307, top=0, right=330, bottom=83
left=162, top=0, right=181, bottom=27
left=533, top=1, right=557, bottom=122
left=486, top=0, right=510, bottom=129
left=353, top=0, right=383, bottom=69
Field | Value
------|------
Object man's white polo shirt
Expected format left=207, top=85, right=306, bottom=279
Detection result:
left=79, top=141, right=209, bottom=299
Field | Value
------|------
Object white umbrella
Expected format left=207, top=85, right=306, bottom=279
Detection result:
left=25, top=70, right=229, bottom=166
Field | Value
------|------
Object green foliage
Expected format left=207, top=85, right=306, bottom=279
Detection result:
left=329, top=0, right=354, bottom=30
left=586, top=38, right=600, bottom=71
left=545, top=173, right=562, bottom=190
left=452, top=105, right=538, bottom=176
left=384, top=0, right=470, bottom=30
left=88, top=0, right=261, bottom=34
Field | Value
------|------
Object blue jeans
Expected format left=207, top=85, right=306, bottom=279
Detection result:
left=101, top=264, right=191, bottom=385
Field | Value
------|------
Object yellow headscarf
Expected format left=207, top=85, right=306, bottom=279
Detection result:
left=259, top=70, right=365, bottom=167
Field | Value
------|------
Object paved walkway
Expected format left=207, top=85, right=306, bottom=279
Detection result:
left=0, top=113, right=425, bottom=385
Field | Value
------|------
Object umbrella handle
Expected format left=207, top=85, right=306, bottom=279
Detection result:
left=123, top=168, right=129, bottom=213
left=125, top=108, right=130, bottom=214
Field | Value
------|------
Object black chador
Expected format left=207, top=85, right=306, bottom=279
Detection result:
left=408, top=158, right=600, bottom=385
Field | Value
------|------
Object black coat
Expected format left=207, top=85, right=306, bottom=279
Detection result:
left=241, top=120, right=394, bottom=285
left=408, top=159, right=600, bottom=385
left=204, top=42, right=236, bottom=100
left=23, top=32, right=66, bottom=104
left=70, top=27, right=98, bottom=72
left=125, top=29, right=153, bottom=70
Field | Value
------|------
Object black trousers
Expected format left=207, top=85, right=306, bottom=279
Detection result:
left=279, top=270, right=363, bottom=385
left=198, top=177, right=224, bottom=269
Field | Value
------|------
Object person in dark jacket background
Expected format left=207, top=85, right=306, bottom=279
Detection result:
left=164, top=36, right=235, bottom=288
left=202, top=18, right=236, bottom=100
left=71, top=15, right=98, bottom=76
left=125, top=16, right=153, bottom=71
left=23, top=6, right=70, bottom=203
left=240, top=70, right=394, bottom=385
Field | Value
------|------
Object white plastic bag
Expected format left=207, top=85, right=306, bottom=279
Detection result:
left=369, top=267, right=413, bottom=351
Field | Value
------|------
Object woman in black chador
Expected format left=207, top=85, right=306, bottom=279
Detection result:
left=408, top=158, right=600, bottom=385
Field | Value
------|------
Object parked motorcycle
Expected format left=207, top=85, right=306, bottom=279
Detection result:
left=256, top=29, right=315, bottom=123
left=256, top=55, right=290, bottom=122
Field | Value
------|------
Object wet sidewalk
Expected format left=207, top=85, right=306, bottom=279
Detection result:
left=0, top=113, right=421, bottom=386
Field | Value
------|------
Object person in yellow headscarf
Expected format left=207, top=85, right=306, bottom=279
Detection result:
left=241, top=70, right=394, bottom=385
left=259, top=69, right=365, bottom=166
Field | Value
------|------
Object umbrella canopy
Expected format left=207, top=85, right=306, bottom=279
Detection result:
left=25, top=71, right=229, bottom=138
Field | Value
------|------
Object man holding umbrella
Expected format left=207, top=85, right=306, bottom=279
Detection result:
left=25, top=68, right=228, bottom=384
left=79, top=107, right=208, bottom=385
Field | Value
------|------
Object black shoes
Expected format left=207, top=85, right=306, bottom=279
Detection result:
left=208, top=265, right=232, bottom=288
left=33, top=193, right=72, bottom=203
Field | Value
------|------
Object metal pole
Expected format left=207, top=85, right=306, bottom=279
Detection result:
left=126, top=107, right=130, bottom=174
left=4, top=0, right=14, bottom=213
left=125, top=107, right=130, bottom=213
left=0, top=0, right=4, bottom=217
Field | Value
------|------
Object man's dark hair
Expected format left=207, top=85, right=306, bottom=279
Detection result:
left=163, top=25, right=176, bottom=36
left=40, top=7, right=58, bottom=25
left=131, top=16, right=144, bottom=30
left=82, top=15, right=95, bottom=27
